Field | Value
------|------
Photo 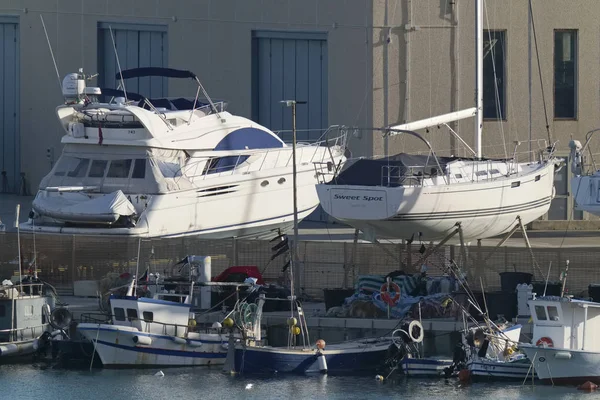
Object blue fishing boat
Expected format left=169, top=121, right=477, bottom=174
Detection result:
left=223, top=105, right=393, bottom=375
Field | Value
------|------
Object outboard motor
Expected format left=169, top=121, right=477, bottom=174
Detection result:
left=443, top=343, right=468, bottom=379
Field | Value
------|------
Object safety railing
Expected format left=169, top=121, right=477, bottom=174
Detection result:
left=0, top=323, right=49, bottom=342
left=0, top=283, right=46, bottom=299
left=182, top=126, right=348, bottom=181
left=573, top=128, right=600, bottom=175
left=80, top=312, right=224, bottom=337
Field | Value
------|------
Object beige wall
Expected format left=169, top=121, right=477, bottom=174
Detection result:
left=372, top=0, right=600, bottom=162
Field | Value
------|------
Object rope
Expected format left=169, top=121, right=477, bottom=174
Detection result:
left=528, top=0, right=552, bottom=144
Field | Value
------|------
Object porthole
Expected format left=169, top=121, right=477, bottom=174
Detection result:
left=278, top=178, right=286, bottom=184
left=261, top=180, right=269, bottom=187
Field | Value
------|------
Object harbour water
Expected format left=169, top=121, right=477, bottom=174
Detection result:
left=2, top=363, right=590, bottom=400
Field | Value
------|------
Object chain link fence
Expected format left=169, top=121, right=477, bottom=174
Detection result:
left=0, top=232, right=597, bottom=299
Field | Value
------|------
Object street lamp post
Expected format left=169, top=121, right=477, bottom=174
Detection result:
left=281, top=100, right=305, bottom=296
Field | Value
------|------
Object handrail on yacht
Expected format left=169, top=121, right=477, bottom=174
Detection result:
left=577, top=128, right=600, bottom=174
left=384, top=127, right=447, bottom=185
left=185, top=130, right=348, bottom=180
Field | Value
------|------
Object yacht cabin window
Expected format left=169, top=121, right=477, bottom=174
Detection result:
left=475, top=171, right=488, bottom=177
left=535, top=305, right=547, bottom=320
left=114, top=307, right=126, bottom=321
left=89, top=160, right=108, bottom=178
left=107, top=160, right=132, bottom=178
left=132, top=159, right=146, bottom=179
left=54, top=157, right=89, bottom=177
left=490, top=169, right=500, bottom=175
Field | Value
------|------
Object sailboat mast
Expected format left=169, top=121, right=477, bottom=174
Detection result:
left=475, top=0, right=483, bottom=159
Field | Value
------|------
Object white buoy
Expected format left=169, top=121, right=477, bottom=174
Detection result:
left=154, top=371, right=164, bottom=377
left=245, top=383, right=253, bottom=390
left=375, top=375, right=384, bottom=381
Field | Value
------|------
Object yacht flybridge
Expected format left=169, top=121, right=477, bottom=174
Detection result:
left=22, top=67, right=347, bottom=238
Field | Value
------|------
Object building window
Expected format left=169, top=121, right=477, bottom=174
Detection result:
left=483, top=30, right=506, bottom=119
left=554, top=30, right=577, bottom=119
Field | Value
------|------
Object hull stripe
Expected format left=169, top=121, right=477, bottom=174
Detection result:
left=94, top=340, right=227, bottom=359
left=386, top=197, right=551, bottom=221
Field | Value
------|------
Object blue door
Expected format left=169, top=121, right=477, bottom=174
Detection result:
left=252, top=31, right=328, bottom=143
left=252, top=31, right=329, bottom=221
left=0, top=19, right=19, bottom=194
left=98, top=23, right=168, bottom=99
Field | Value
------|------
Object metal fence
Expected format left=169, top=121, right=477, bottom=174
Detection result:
left=0, top=232, right=597, bottom=299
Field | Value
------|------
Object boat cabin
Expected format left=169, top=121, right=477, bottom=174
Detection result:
left=528, top=296, right=600, bottom=351
left=109, top=294, right=193, bottom=336
left=0, top=283, right=48, bottom=343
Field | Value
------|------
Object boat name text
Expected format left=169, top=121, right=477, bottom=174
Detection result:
left=333, top=194, right=383, bottom=202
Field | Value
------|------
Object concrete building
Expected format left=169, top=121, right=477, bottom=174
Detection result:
left=0, top=0, right=597, bottom=224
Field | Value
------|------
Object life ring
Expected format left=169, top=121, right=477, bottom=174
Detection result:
left=407, top=320, right=424, bottom=343
left=536, top=337, right=554, bottom=347
left=380, top=282, right=401, bottom=306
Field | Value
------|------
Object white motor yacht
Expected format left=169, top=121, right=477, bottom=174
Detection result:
left=22, top=67, right=347, bottom=238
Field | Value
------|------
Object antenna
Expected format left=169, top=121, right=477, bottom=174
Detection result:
left=40, top=15, right=64, bottom=100
left=109, top=26, right=127, bottom=102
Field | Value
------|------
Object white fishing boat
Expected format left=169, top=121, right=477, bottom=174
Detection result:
left=400, top=321, right=531, bottom=380
left=0, top=279, right=55, bottom=359
left=315, top=0, right=560, bottom=242
left=21, top=66, right=346, bottom=239
left=77, top=256, right=251, bottom=367
left=465, top=324, right=532, bottom=381
left=520, top=294, right=600, bottom=385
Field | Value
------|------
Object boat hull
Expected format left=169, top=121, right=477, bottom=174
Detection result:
left=317, top=162, right=556, bottom=241
left=401, top=357, right=453, bottom=377
left=77, top=324, right=229, bottom=367
left=521, top=345, right=600, bottom=385
left=571, top=175, right=600, bottom=216
left=467, top=358, right=533, bottom=380
left=232, top=341, right=392, bottom=375
left=22, top=150, right=342, bottom=239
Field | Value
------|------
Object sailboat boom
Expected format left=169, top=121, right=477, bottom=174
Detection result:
left=388, top=107, right=477, bottom=133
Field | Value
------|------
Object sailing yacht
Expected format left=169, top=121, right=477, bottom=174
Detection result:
left=21, top=67, right=346, bottom=239
left=315, top=0, right=560, bottom=242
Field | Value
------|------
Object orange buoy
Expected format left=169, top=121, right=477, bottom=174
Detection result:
left=458, top=369, right=471, bottom=383
left=578, top=381, right=598, bottom=391
left=316, top=339, right=326, bottom=350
